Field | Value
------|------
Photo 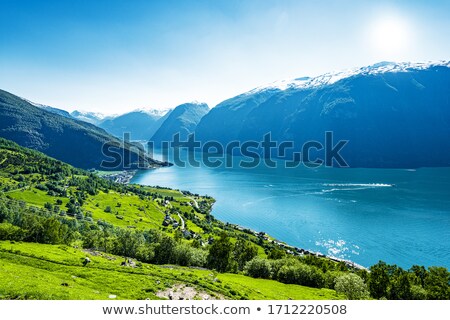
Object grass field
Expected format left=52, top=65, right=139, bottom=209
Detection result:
left=0, top=241, right=342, bottom=300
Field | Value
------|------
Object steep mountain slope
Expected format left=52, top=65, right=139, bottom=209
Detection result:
left=195, top=61, right=450, bottom=168
left=37, top=105, right=73, bottom=119
left=22, top=99, right=74, bottom=119
left=98, top=109, right=171, bottom=140
left=150, top=102, right=209, bottom=145
left=0, top=89, right=166, bottom=170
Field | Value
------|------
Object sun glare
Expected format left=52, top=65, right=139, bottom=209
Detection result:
left=369, top=14, right=412, bottom=57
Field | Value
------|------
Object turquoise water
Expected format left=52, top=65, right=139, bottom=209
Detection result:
left=131, top=154, right=450, bottom=269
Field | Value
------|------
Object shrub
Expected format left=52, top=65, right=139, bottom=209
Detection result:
left=335, top=273, right=370, bottom=300
left=276, top=263, right=325, bottom=288
left=244, top=258, right=272, bottom=279
left=324, top=270, right=345, bottom=289
left=269, top=258, right=298, bottom=278
left=0, top=223, right=24, bottom=241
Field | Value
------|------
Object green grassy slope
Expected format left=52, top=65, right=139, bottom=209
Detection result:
left=0, top=241, right=341, bottom=300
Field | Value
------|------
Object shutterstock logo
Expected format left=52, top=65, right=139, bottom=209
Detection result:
left=101, top=131, right=349, bottom=170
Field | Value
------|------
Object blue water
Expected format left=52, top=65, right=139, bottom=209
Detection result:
left=131, top=154, right=450, bottom=269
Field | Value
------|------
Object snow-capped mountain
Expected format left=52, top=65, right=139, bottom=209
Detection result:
left=195, top=61, right=450, bottom=168
left=250, top=61, right=450, bottom=93
left=21, top=99, right=73, bottom=119
left=71, top=110, right=110, bottom=125
left=130, top=108, right=171, bottom=118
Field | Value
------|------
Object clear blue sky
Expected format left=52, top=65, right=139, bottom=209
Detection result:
left=0, top=0, right=448, bottom=113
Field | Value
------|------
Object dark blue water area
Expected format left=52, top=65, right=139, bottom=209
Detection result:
left=132, top=151, right=450, bottom=269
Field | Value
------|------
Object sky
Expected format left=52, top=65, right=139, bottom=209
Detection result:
left=0, top=0, right=449, bottom=114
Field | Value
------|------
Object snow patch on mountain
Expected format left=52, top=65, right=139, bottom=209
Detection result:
left=251, top=60, right=450, bottom=93
left=130, top=108, right=171, bottom=117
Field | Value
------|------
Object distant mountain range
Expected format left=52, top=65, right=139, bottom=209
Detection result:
left=70, top=110, right=108, bottom=125
left=0, top=90, right=168, bottom=170
left=195, top=61, right=450, bottom=168
left=97, top=109, right=171, bottom=141
left=3, top=61, right=449, bottom=169
left=40, top=107, right=172, bottom=141
left=150, top=102, right=209, bottom=145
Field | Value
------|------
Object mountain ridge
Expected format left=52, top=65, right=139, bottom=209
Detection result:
left=151, top=102, right=209, bottom=145
left=195, top=61, right=450, bottom=168
left=0, top=89, right=168, bottom=170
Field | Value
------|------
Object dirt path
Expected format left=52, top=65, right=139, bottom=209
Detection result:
left=156, top=284, right=224, bottom=300
left=177, top=213, right=185, bottom=230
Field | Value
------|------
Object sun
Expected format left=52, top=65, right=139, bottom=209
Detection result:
left=369, top=15, right=412, bottom=57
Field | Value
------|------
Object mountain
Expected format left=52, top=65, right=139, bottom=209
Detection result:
left=23, top=99, right=73, bottom=119
left=0, top=89, right=168, bottom=170
left=71, top=110, right=108, bottom=125
left=150, top=102, right=209, bottom=145
left=98, top=109, right=171, bottom=140
left=195, top=61, right=450, bottom=168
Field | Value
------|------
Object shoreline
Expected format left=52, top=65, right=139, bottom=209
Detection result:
left=107, top=169, right=367, bottom=270
left=99, top=170, right=137, bottom=184
left=226, top=222, right=367, bottom=270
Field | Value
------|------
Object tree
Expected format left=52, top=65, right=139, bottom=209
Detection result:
left=410, top=285, right=428, bottom=300
left=268, top=248, right=286, bottom=260
left=153, top=236, right=176, bottom=264
left=113, top=229, right=143, bottom=258
left=409, top=265, right=427, bottom=287
left=207, top=232, right=233, bottom=272
left=389, top=272, right=412, bottom=300
left=276, top=263, right=324, bottom=288
left=233, top=239, right=258, bottom=270
left=368, top=261, right=390, bottom=299
left=42, top=217, right=63, bottom=244
left=0, top=223, right=23, bottom=241
left=244, top=258, right=272, bottom=278
left=335, top=273, right=370, bottom=300
left=424, top=266, right=450, bottom=300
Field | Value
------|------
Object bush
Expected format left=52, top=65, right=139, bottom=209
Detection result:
left=269, top=258, right=298, bottom=278
left=335, top=273, right=370, bottom=300
left=0, top=223, right=24, bottom=241
left=268, top=248, right=286, bottom=260
left=244, top=258, right=272, bottom=279
left=324, top=270, right=345, bottom=289
left=276, top=263, right=325, bottom=288
left=135, top=244, right=155, bottom=263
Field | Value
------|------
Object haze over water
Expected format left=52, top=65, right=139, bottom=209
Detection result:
left=132, top=152, right=450, bottom=269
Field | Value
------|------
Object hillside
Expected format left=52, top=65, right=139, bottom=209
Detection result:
left=0, top=90, right=166, bottom=170
left=195, top=61, right=450, bottom=168
left=0, top=137, right=344, bottom=299
left=98, top=110, right=171, bottom=140
left=0, top=137, right=447, bottom=300
left=151, top=102, right=209, bottom=145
